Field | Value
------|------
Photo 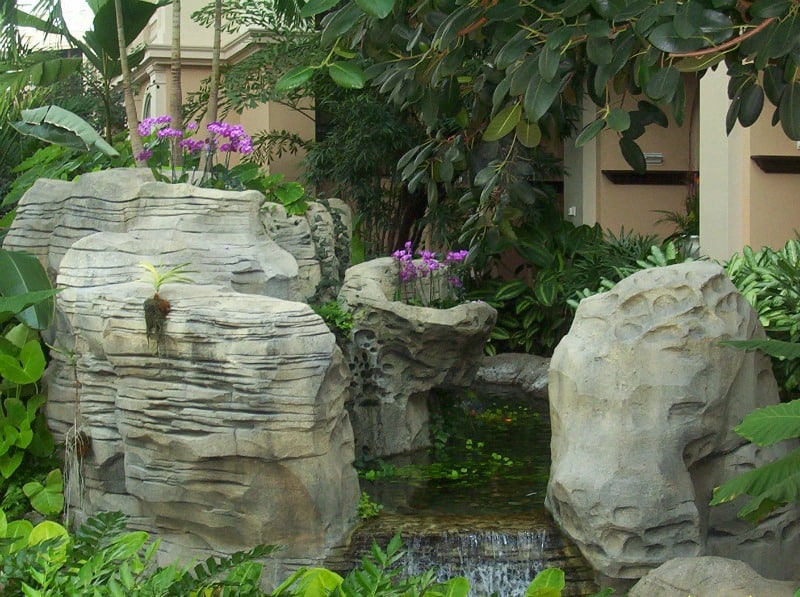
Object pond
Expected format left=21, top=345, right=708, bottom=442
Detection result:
left=350, top=390, right=597, bottom=596
left=358, top=390, right=551, bottom=516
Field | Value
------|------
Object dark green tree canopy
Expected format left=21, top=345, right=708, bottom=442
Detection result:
left=277, top=0, right=800, bottom=251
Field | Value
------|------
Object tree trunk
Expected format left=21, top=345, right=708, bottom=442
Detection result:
left=207, top=0, right=221, bottom=123
left=169, top=0, right=183, bottom=165
left=115, top=0, right=146, bottom=166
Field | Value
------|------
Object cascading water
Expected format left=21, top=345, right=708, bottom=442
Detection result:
left=348, top=391, right=599, bottom=596
left=351, top=515, right=597, bottom=596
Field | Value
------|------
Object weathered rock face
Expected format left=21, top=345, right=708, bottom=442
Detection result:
left=338, top=257, right=497, bottom=457
left=3, top=169, right=359, bottom=585
left=629, top=557, right=798, bottom=597
left=546, top=261, right=800, bottom=584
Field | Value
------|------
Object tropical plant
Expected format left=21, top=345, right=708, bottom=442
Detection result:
left=470, top=212, right=689, bottom=356
left=0, top=249, right=62, bottom=521
left=724, top=238, right=800, bottom=398
left=312, top=300, right=354, bottom=344
left=0, top=510, right=281, bottom=596
left=711, top=338, right=800, bottom=523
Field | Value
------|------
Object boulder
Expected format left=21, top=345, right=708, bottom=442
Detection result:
left=546, top=261, right=800, bottom=583
left=629, top=557, right=798, bottom=597
left=338, top=257, right=497, bottom=457
left=2, top=170, right=359, bottom=585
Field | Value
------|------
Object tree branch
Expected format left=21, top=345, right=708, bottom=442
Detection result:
left=669, top=18, right=775, bottom=58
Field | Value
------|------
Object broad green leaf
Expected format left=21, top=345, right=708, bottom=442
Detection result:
left=586, top=36, right=612, bottom=65
left=648, top=22, right=705, bottom=53
left=483, top=104, right=522, bottom=141
left=300, top=0, right=340, bottom=17
left=619, top=137, right=646, bottom=173
left=605, top=108, right=631, bottom=132
left=722, top=338, right=800, bottom=360
left=0, top=452, right=23, bottom=478
left=523, top=74, right=561, bottom=122
left=734, top=399, right=800, bottom=446
left=0, top=340, right=45, bottom=385
left=738, top=84, right=764, bottom=127
left=575, top=119, right=606, bottom=147
left=321, top=2, right=365, bottom=46
left=328, top=61, right=367, bottom=89
left=525, top=568, right=565, bottom=596
left=355, top=0, right=394, bottom=18
left=3, top=520, right=33, bottom=554
left=28, top=520, right=69, bottom=564
left=275, top=65, right=315, bottom=93
left=12, top=105, right=118, bottom=157
left=23, top=469, right=64, bottom=516
left=645, top=66, right=680, bottom=101
left=779, top=81, right=800, bottom=140
left=516, top=119, right=542, bottom=148
left=538, top=46, right=560, bottom=81
left=0, top=290, right=59, bottom=328
left=0, top=249, right=55, bottom=330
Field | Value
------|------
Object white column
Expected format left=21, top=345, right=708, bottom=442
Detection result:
left=699, top=65, right=749, bottom=261
left=563, top=104, right=598, bottom=225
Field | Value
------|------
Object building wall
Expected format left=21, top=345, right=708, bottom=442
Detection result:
left=749, top=110, right=800, bottom=250
left=564, top=78, right=697, bottom=238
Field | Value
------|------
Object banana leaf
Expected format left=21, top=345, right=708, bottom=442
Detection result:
left=0, top=249, right=56, bottom=330
left=11, top=105, right=119, bottom=158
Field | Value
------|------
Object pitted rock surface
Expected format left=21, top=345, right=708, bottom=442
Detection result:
left=3, top=169, right=359, bottom=585
left=546, top=261, right=800, bottom=584
left=338, top=257, right=497, bottom=457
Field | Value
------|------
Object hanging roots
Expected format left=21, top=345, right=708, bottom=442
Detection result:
left=144, top=294, right=171, bottom=353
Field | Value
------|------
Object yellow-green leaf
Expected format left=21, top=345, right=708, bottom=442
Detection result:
left=484, top=104, right=521, bottom=142
left=328, top=61, right=366, bottom=89
left=516, top=119, right=542, bottom=148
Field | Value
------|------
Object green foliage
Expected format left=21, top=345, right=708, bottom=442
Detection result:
left=11, top=105, right=119, bottom=158
left=0, top=510, right=281, bottom=596
left=711, top=337, right=800, bottom=522
left=2, top=137, right=132, bottom=211
left=0, top=249, right=60, bottom=520
left=271, top=0, right=800, bottom=258
left=312, top=300, right=354, bottom=340
left=357, top=491, right=383, bottom=519
left=468, top=209, right=688, bottom=355
left=724, top=238, right=800, bottom=396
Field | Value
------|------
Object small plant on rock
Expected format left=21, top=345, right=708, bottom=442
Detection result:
left=138, top=262, right=193, bottom=352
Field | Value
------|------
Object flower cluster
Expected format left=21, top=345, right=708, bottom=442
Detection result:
left=135, top=115, right=253, bottom=188
left=391, top=241, right=470, bottom=307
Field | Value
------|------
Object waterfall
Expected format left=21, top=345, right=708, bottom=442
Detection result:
left=349, top=514, right=598, bottom=597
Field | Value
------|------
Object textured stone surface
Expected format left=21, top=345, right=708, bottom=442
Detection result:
left=3, top=169, right=359, bottom=584
left=546, top=261, right=800, bottom=583
left=338, top=257, right=497, bottom=457
left=629, top=557, right=798, bottom=597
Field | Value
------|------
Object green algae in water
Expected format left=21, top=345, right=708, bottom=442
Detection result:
left=358, top=391, right=551, bottom=516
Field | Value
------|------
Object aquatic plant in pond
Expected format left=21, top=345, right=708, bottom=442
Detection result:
left=391, top=241, right=470, bottom=307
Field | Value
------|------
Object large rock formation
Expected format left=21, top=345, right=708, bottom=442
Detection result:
left=546, top=261, right=800, bottom=585
left=2, top=169, right=359, bottom=585
left=338, top=257, right=497, bottom=457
